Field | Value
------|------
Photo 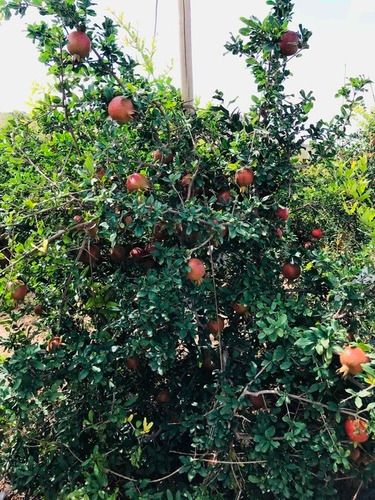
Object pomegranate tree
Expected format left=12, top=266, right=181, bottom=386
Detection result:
left=0, top=0, right=373, bottom=499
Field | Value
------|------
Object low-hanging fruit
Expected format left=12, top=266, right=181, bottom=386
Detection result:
left=73, top=214, right=83, bottom=224
left=12, top=283, right=28, bottom=302
left=247, top=393, right=267, bottom=410
left=281, top=262, right=301, bottom=280
left=344, top=418, right=369, bottom=443
left=180, top=173, right=192, bottom=189
left=108, top=96, right=135, bottom=123
left=156, top=389, right=170, bottom=404
left=279, top=30, right=300, bottom=56
left=337, top=346, right=369, bottom=377
left=311, top=228, right=324, bottom=239
left=235, top=168, right=254, bottom=190
left=126, top=173, right=149, bottom=192
left=67, top=30, right=91, bottom=60
left=207, top=317, right=225, bottom=336
left=276, top=207, right=289, bottom=221
left=186, top=258, right=206, bottom=284
left=152, top=149, right=174, bottom=164
left=275, top=227, right=284, bottom=238
left=34, top=304, right=43, bottom=315
left=126, top=357, right=140, bottom=371
left=217, top=191, right=232, bottom=205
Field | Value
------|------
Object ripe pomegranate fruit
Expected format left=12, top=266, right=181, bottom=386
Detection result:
left=281, top=262, right=301, bottom=280
left=233, top=303, right=248, bottom=315
left=47, top=336, right=63, bottom=352
left=12, top=283, right=28, bottom=302
left=186, top=258, right=206, bottom=284
left=108, top=96, right=135, bottom=123
left=129, top=247, right=144, bottom=259
left=79, top=244, right=100, bottom=266
left=152, top=150, right=174, bottom=164
left=34, top=304, right=43, bottom=315
left=337, top=346, right=369, bottom=377
left=235, top=168, right=254, bottom=190
left=156, top=389, right=170, bottom=404
left=73, top=214, right=83, bottom=224
left=217, top=191, right=232, bottom=205
left=207, top=317, right=225, bottom=336
left=311, top=228, right=324, bottom=239
left=181, top=173, right=192, bottom=189
left=344, top=418, right=369, bottom=443
left=67, top=30, right=91, bottom=60
left=110, top=245, right=127, bottom=263
left=247, top=393, right=267, bottom=410
left=279, top=30, right=300, bottom=56
left=126, top=357, right=140, bottom=371
left=276, top=207, right=289, bottom=221
left=275, top=227, right=284, bottom=238
left=126, top=173, right=149, bottom=192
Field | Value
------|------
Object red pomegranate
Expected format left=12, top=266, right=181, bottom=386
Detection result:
left=129, top=247, right=144, bottom=259
left=110, top=245, right=127, bottom=263
left=126, top=357, right=140, bottom=371
left=311, top=228, right=324, bottom=239
left=73, top=214, right=83, bottom=224
left=12, top=283, right=28, bottom=302
left=281, top=262, right=301, bottom=280
left=276, top=207, right=289, bottom=221
left=186, top=258, right=206, bottom=284
left=152, top=150, right=174, bottom=164
left=275, top=227, right=284, bottom=238
left=67, top=30, right=91, bottom=59
left=207, top=317, right=225, bottom=336
left=181, top=173, right=192, bottom=189
left=344, top=418, right=369, bottom=443
left=279, top=30, right=300, bottom=56
left=247, top=393, right=267, bottom=410
left=126, top=173, right=149, bottom=192
left=235, top=168, right=254, bottom=189
left=34, top=304, right=43, bottom=315
left=108, top=96, right=135, bottom=123
left=156, top=389, right=170, bottom=404
left=217, top=191, right=232, bottom=205
left=338, top=346, right=369, bottom=377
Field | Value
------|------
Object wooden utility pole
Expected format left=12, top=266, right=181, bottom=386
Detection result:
left=178, top=0, right=194, bottom=111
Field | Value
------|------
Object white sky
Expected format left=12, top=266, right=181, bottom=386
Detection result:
left=0, top=0, right=374, bottom=123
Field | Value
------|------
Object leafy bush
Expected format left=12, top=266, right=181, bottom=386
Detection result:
left=0, top=0, right=374, bottom=498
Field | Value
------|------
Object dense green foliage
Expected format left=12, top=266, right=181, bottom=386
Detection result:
left=0, top=0, right=374, bottom=498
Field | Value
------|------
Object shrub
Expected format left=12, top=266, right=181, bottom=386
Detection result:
left=0, top=0, right=374, bottom=498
